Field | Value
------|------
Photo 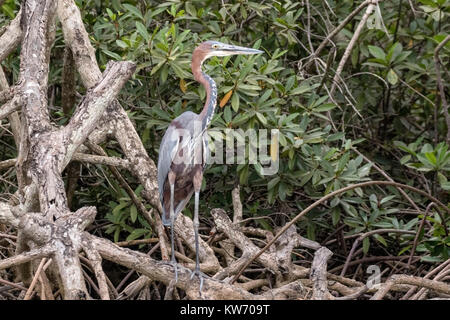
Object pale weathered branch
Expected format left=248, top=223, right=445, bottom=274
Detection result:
left=0, top=85, right=17, bottom=104
left=19, top=0, right=56, bottom=135
left=0, top=153, right=130, bottom=171
left=63, top=61, right=136, bottom=168
left=1, top=201, right=98, bottom=299
left=411, top=260, right=450, bottom=300
left=0, top=9, right=22, bottom=62
left=0, top=94, right=20, bottom=121
left=0, top=245, right=54, bottom=271
left=0, top=65, right=21, bottom=151
left=212, top=208, right=279, bottom=276
left=71, top=153, right=130, bottom=169
left=372, top=274, right=450, bottom=300
left=56, top=0, right=169, bottom=260
left=82, top=244, right=110, bottom=300
left=87, top=233, right=254, bottom=300
left=310, top=247, right=333, bottom=300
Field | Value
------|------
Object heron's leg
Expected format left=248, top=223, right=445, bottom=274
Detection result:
left=194, top=191, right=200, bottom=271
left=190, top=168, right=205, bottom=292
left=168, top=172, right=178, bottom=283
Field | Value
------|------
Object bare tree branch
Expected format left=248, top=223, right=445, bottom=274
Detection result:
left=372, top=274, right=450, bottom=300
left=63, top=61, right=136, bottom=168
left=0, top=96, right=20, bottom=121
left=330, top=1, right=377, bottom=97
left=313, top=0, right=371, bottom=59
left=0, top=9, right=22, bottom=62
left=311, top=247, right=333, bottom=300
left=87, top=233, right=254, bottom=300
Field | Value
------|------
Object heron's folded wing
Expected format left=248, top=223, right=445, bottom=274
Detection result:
left=157, top=125, right=180, bottom=205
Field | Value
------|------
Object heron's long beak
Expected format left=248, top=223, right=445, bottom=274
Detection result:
left=218, top=44, right=263, bottom=56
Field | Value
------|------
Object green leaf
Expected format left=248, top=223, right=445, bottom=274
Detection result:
left=268, top=177, right=280, bottom=190
left=116, top=40, right=129, bottom=48
left=126, top=228, right=147, bottom=241
left=363, top=237, right=370, bottom=254
left=289, top=84, right=311, bottom=95
left=331, top=208, right=341, bottom=226
left=112, top=202, right=128, bottom=216
left=437, top=172, right=448, bottom=185
left=106, top=8, right=115, bottom=20
left=130, top=205, right=138, bottom=223
left=380, top=195, right=396, bottom=205
left=102, top=49, right=122, bottom=60
left=420, top=256, right=443, bottom=263
left=358, top=163, right=372, bottom=177
left=231, top=91, right=240, bottom=112
left=400, top=155, right=411, bottom=165
left=123, top=3, right=144, bottom=20
left=151, top=60, right=165, bottom=75
left=1, top=4, right=15, bottom=18
left=257, top=89, right=273, bottom=105
left=424, top=152, right=437, bottom=166
left=224, top=106, right=232, bottom=123
left=256, top=112, right=267, bottom=125
left=368, top=45, right=386, bottom=60
left=387, top=69, right=398, bottom=85
left=239, top=165, right=249, bottom=185
left=114, top=228, right=120, bottom=243
left=136, top=21, right=150, bottom=41
left=337, top=152, right=350, bottom=172
left=373, top=234, right=387, bottom=247
left=278, top=182, right=287, bottom=200
left=313, top=103, right=336, bottom=112
left=327, top=132, right=345, bottom=142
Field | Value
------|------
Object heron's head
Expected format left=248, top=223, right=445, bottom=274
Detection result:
left=193, top=41, right=263, bottom=65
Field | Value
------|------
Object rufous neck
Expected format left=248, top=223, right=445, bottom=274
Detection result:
left=192, top=56, right=217, bottom=129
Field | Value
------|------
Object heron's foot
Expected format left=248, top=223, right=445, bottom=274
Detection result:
left=170, top=259, right=179, bottom=283
left=189, top=267, right=209, bottom=292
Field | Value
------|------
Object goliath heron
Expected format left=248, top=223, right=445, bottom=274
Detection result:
left=157, top=41, right=262, bottom=289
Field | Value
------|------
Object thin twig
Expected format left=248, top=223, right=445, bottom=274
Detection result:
left=407, top=203, right=436, bottom=268
left=0, top=278, right=27, bottom=291
left=115, top=238, right=159, bottom=247
left=335, top=285, right=369, bottom=300
left=433, top=34, right=450, bottom=143
left=24, top=258, right=47, bottom=300
left=340, top=229, right=416, bottom=277
left=86, top=141, right=155, bottom=227
left=372, top=274, right=450, bottom=300
left=313, top=0, right=371, bottom=59
left=330, top=1, right=376, bottom=97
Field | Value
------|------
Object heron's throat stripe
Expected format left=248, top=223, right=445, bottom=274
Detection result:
left=202, top=72, right=217, bottom=129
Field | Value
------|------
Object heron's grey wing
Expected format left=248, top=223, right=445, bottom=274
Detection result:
left=202, top=135, right=209, bottom=170
left=157, top=111, right=198, bottom=209
left=157, top=124, right=179, bottom=207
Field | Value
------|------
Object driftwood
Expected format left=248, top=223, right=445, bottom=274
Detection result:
left=1, top=0, right=449, bottom=300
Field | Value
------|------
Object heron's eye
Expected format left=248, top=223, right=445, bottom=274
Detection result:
left=212, top=44, right=219, bottom=49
